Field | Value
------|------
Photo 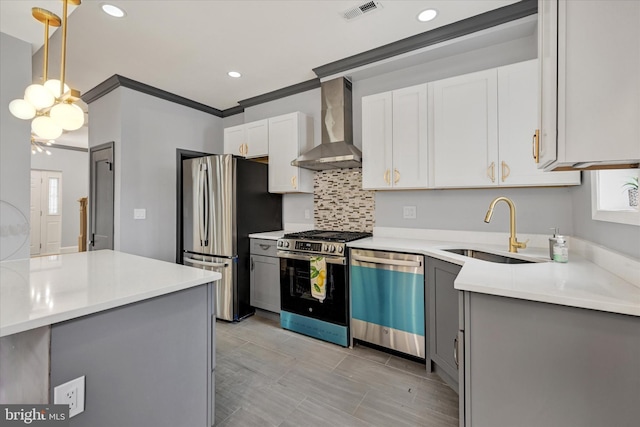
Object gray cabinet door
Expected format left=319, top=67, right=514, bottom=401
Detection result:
left=427, top=257, right=462, bottom=388
left=250, top=254, right=281, bottom=313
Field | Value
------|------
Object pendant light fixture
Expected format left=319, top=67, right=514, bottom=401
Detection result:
left=8, top=0, right=84, bottom=141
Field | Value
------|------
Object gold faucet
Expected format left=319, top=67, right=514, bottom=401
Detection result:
left=484, top=197, right=527, bottom=253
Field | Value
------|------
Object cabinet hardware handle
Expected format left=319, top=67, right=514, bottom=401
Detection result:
left=259, top=244, right=270, bottom=250
left=291, top=175, right=297, bottom=189
left=394, top=169, right=400, bottom=184
left=250, top=257, right=254, bottom=271
left=532, top=129, right=540, bottom=163
left=487, top=162, right=495, bottom=183
left=384, top=169, right=390, bottom=185
left=501, top=161, right=510, bottom=182
left=239, top=144, right=244, bottom=156
left=244, top=143, right=249, bottom=156
left=454, top=336, right=459, bottom=368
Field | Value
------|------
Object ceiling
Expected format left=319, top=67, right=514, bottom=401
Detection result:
left=1, top=0, right=520, bottom=147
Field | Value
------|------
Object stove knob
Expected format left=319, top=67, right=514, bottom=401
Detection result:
left=337, top=246, right=344, bottom=254
left=329, top=245, right=336, bottom=253
left=277, top=241, right=283, bottom=248
left=284, top=241, right=290, bottom=248
left=323, top=244, right=329, bottom=252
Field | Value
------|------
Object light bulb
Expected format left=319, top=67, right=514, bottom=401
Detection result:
left=9, top=99, right=36, bottom=120
left=36, top=145, right=43, bottom=153
left=46, top=150, right=52, bottom=155
left=44, top=79, right=70, bottom=98
left=50, top=102, right=84, bottom=131
left=417, top=9, right=438, bottom=22
left=24, top=84, right=55, bottom=110
left=31, top=116, right=63, bottom=140
left=32, top=148, right=37, bottom=155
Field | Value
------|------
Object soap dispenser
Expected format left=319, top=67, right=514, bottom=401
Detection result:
left=549, top=228, right=559, bottom=260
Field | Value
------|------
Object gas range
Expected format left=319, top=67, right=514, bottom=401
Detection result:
left=277, top=230, right=372, bottom=257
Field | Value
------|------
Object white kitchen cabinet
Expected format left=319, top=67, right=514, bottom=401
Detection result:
left=431, top=69, right=498, bottom=188
left=361, top=84, right=428, bottom=190
left=536, top=0, right=640, bottom=170
left=268, top=112, right=314, bottom=193
left=431, top=61, right=579, bottom=188
left=223, top=119, right=268, bottom=158
left=498, top=60, right=580, bottom=186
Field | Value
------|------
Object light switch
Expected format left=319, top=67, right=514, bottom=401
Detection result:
left=403, top=206, right=417, bottom=219
left=134, top=208, right=146, bottom=220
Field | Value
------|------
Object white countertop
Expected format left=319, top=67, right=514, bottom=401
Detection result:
left=0, top=250, right=220, bottom=337
left=248, top=230, right=286, bottom=240
left=348, top=236, right=640, bottom=317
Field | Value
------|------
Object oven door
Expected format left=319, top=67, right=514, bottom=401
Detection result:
left=278, top=251, right=348, bottom=326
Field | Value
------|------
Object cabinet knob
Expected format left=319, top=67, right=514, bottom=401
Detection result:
left=501, top=161, right=511, bottom=182
left=532, top=129, right=540, bottom=163
left=487, top=162, right=495, bottom=183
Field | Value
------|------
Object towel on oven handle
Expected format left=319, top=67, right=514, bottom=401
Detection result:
left=310, top=256, right=327, bottom=302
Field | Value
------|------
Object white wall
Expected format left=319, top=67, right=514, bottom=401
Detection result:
left=89, top=87, right=224, bottom=262
left=0, top=33, right=32, bottom=261
left=31, top=147, right=89, bottom=250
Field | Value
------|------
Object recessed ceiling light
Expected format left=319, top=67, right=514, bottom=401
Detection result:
left=228, top=71, right=242, bottom=78
left=417, top=9, right=438, bottom=22
left=101, top=4, right=126, bottom=18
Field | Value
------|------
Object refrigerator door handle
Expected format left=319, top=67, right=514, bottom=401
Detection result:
left=203, top=163, right=210, bottom=247
left=197, top=164, right=204, bottom=247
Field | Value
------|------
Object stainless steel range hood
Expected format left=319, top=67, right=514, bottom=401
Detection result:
left=291, top=77, right=362, bottom=171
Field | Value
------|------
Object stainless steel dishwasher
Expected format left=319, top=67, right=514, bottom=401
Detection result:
left=350, top=249, right=426, bottom=359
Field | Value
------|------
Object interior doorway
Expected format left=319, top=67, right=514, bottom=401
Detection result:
left=30, top=170, right=63, bottom=256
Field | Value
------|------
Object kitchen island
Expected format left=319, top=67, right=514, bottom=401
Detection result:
left=0, top=250, right=220, bottom=427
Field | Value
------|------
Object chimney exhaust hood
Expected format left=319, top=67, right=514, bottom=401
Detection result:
left=291, top=77, right=362, bottom=171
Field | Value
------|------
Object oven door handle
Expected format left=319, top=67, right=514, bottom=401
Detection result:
left=277, top=251, right=346, bottom=265
left=351, top=254, right=422, bottom=268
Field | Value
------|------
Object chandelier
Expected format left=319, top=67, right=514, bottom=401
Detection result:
left=8, top=0, right=84, bottom=141
left=31, top=137, right=53, bottom=156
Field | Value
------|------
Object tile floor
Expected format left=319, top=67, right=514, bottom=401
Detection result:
left=215, top=314, right=459, bottom=426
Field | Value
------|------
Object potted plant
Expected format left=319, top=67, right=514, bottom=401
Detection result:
left=622, top=176, right=638, bottom=207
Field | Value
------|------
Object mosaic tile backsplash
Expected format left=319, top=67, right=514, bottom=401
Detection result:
left=314, top=168, right=375, bottom=232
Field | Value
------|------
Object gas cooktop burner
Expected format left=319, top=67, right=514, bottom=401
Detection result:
left=283, top=230, right=372, bottom=243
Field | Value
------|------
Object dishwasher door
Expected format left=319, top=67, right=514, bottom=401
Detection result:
left=350, top=249, right=425, bottom=359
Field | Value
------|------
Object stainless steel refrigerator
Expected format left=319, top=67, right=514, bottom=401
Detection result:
left=182, top=154, right=282, bottom=321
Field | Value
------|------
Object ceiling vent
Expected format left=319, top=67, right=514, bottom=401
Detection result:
left=342, top=1, right=383, bottom=21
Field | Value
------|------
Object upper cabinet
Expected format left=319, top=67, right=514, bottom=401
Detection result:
left=536, top=0, right=640, bottom=170
left=430, top=61, right=579, bottom=188
left=362, top=84, right=428, bottom=190
left=431, top=69, right=498, bottom=188
left=223, top=119, right=269, bottom=159
left=268, top=112, right=314, bottom=194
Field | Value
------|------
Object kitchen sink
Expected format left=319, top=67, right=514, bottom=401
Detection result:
left=443, top=249, right=537, bottom=264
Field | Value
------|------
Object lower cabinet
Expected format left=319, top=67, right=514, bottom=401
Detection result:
left=460, top=291, right=640, bottom=427
left=249, top=239, right=280, bottom=313
left=427, top=257, right=462, bottom=393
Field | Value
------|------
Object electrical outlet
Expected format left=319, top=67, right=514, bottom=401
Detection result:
left=403, top=206, right=417, bottom=219
left=134, top=208, right=146, bottom=219
left=54, top=376, right=85, bottom=418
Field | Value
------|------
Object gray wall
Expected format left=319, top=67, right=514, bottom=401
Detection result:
left=31, top=147, right=89, bottom=250
left=0, top=33, right=32, bottom=261
left=89, top=87, right=223, bottom=262
left=570, top=173, right=640, bottom=259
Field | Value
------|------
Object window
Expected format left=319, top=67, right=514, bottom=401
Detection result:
left=48, top=177, right=59, bottom=215
left=591, top=170, right=639, bottom=226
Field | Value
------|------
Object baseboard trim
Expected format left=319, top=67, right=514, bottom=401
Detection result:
left=60, top=246, right=78, bottom=255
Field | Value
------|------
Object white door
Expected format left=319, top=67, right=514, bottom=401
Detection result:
left=392, top=84, right=428, bottom=189
left=268, top=113, right=299, bottom=193
left=362, top=91, right=393, bottom=189
left=30, top=170, right=62, bottom=256
left=432, top=69, right=498, bottom=188
left=223, top=124, right=246, bottom=156
left=537, top=0, right=558, bottom=168
left=244, top=119, right=269, bottom=158
left=498, top=60, right=580, bottom=186
left=30, top=171, right=42, bottom=256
